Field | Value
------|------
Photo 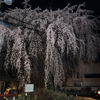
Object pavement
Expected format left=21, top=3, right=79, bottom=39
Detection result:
left=74, top=96, right=100, bottom=100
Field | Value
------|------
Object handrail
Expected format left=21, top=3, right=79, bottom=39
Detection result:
left=0, top=93, right=16, bottom=97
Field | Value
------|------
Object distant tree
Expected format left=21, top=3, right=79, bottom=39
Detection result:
left=0, top=0, right=100, bottom=90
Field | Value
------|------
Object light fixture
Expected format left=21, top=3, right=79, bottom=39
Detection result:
left=1, top=0, right=12, bottom=5
left=98, top=91, right=100, bottom=94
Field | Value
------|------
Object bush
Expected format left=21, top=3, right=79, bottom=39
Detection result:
left=35, top=88, right=69, bottom=100
left=16, top=88, right=69, bottom=100
left=51, top=91, right=69, bottom=100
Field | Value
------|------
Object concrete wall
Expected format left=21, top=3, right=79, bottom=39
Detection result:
left=85, top=63, right=100, bottom=74
left=66, top=87, right=81, bottom=90
left=84, top=78, right=100, bottom=87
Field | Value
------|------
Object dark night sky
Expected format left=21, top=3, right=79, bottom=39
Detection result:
left=1, top=0, right=100, bottom=16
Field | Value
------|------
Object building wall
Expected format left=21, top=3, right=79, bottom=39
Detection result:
left=84, top=78, right=100, bottom=87
left=66, top=63, right=100, bottom=90
left=85, top=63, right=100, bottom=74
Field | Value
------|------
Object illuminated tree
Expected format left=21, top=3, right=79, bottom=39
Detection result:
left=0, top=0, right=100, bottom=89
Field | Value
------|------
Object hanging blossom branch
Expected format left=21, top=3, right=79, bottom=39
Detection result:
left=3, top=27, right=31, bottom=89
left=0, top=25, right=8, bottom=51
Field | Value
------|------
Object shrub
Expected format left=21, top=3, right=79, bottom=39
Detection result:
left=16, top=88, right=69, bottom=100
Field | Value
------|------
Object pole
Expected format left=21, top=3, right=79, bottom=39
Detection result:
left=0, top=81, right=2, bottom=94
left=0, top=0, right=1, bottom=9
left=76, top=94, right=78, bottom=100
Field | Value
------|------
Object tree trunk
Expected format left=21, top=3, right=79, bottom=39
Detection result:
left=1, top=81, right=5, bottom=94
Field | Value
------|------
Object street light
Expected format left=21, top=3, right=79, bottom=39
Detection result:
left=98, top=91, right=100, bottom=94
left=0, top=0, right=14, bottom=27
left=1, top=0, right=12, bottom=5
left=0, top=0, right=14, bottom=9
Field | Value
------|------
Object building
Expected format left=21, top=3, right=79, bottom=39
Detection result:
left=66, top=63, right=100, bottom=95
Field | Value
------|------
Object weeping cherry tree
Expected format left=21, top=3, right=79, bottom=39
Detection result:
left=0, top=0, right=100, bottom=89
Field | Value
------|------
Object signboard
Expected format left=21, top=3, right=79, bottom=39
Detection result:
left=25, top=84, right=34, bottom=92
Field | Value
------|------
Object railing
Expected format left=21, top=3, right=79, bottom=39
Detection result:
left=0, top=94, right=16, bottom=100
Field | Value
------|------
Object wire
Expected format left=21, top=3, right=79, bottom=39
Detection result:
left=0, top=12, right=35, bottom=30
left=0, top=19, right=35, bottom=30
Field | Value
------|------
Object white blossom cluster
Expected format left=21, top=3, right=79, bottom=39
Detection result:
left=0, top=0, right=100, bottom=89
